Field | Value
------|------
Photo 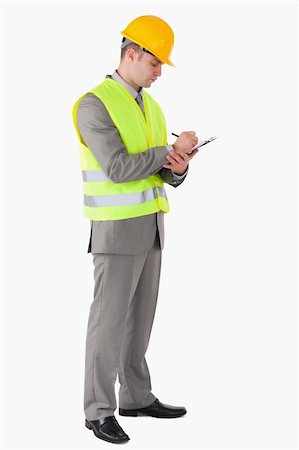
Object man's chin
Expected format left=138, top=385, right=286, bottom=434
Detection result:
left=144, top=80, right=153, bottom=87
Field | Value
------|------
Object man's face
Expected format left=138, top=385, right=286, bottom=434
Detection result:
left=132, top=51, right=164, bottom=88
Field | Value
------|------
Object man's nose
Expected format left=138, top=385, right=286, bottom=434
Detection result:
left=155, top=65, right=162, bottom=77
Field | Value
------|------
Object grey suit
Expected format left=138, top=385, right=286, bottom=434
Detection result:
left=75, top=70, right=188, bottom=420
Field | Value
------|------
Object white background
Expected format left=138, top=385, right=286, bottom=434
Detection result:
left=1, top=1, right=298, bottom=449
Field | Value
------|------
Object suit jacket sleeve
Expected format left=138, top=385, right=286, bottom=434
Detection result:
left=77, top=93, right=173, bottom=183
left=157, top=167, right=189, bottom=188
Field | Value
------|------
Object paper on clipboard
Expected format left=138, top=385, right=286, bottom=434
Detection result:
left=189, top=135, right=219, bottom=152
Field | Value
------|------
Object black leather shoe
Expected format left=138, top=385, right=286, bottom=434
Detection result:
left=85, top=415, right=130, bottom=444
left=119, top=398, right=187, bottom=418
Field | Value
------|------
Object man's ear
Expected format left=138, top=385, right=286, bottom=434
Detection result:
left=126, top=47, right=137, bottom=63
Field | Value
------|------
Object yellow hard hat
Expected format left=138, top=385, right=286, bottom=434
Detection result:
left=121, top=15, right=175, bottom=67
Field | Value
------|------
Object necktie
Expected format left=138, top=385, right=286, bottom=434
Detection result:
left=135, top=92, right=145, bottom=116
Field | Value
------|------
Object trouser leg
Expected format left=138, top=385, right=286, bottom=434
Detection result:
left=118, top=233, right=162, bottom=409
left=84, top=251, right=146, bottom=420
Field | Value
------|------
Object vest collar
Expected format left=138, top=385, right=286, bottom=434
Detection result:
left=106, top=70, right=143, bottom=101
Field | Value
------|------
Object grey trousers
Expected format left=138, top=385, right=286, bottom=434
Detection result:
left=84, top=232, right=162, bottom=420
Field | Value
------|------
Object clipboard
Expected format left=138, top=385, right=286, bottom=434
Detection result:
left=188, top=136, right=219, bottom=153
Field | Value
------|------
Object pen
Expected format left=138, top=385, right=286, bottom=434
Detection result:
left=171, top=133, right=179, bottom=137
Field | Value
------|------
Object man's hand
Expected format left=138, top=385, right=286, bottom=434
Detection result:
left=163, top=149, right=199, bottom=175
left=172, top=131, right=198, bottom=154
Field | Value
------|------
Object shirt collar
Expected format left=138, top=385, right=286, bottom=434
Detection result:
left=106, top=70, right=143, bottom=100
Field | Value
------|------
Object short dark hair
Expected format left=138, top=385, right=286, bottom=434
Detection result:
left=120, top=42, right=144, bottom=61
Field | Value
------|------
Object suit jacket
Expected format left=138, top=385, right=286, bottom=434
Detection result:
left=76, top=73, right=188, bottom=255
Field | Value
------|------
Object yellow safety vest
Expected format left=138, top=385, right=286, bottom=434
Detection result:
left=72, top=78, right=170, bottom=221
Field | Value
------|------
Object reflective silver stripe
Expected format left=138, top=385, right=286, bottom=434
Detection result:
left=84, top=186, right=167, bottom=208
left=82, top=170, right=112, bottom=182
left=157, top=185, right=168, bottom=201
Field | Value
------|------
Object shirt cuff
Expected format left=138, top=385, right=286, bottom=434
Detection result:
left=172, top=166, right=189, bottom=180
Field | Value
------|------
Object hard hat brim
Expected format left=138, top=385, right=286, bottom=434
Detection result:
left=121, top=31, right=175, bottom=67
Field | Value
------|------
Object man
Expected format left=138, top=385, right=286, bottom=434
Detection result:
left=72, top=15, right=198, bottom=444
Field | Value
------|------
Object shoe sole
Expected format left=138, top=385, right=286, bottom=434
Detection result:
left=85, top=419, right=130, bottom=444
left=119, top=409, right=187, bottom=418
